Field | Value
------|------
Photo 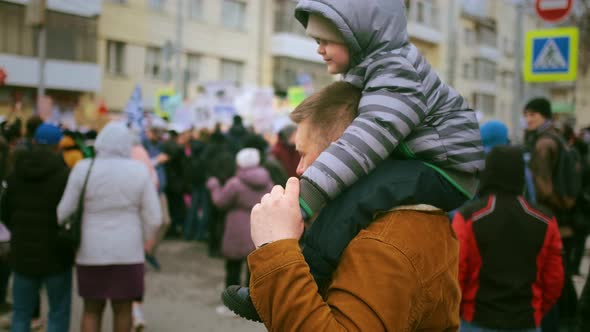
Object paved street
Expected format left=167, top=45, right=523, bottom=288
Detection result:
left=0, top=238, right=588, bottom=331
left=1, top=240, right=265, bottom=332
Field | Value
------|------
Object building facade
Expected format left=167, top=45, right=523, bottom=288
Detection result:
left=0, top=0, right=101, bottom=114
left=99, top=0, right=272, bottom=111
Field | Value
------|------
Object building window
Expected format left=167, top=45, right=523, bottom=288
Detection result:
left=464, top=28, right=475, bottom=45
left=148, top=0, right=165, bottom=11
left=145, top=47, right=163, bottom=79
left=474, top=58, right=496, bottom=82
left=220, top=59, right=244, bottom=84
left=463, top=62, right=471, bottom=79
left=274, top=0, right=306, bottom=35
left=416, top=1, right=425, bottom=22
left=478, top=26, right=497, bottom=48
left=474, top=93, right=495, bottom=116
left=406, top=0, right=438, bottom=28
left=188, top=0, right=203, bottom=20
left=222, top=0, right=246, bottom=30
left=107, top=41, right=126, bottom=76
left=187, top=54, right=201, bottom=82
left=110, top=0, right=128, bottom=4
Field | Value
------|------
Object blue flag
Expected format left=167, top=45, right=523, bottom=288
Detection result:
left=125, top=85, right=144, bottom=132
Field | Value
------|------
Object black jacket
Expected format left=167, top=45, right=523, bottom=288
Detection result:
left=303, top=158, right=466, bottom=291
left=580, top=262, right=590, bottom=331
left=1, top=146, right=73, bottom=276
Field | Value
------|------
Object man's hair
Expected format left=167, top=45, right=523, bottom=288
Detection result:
left=289, top=82, right=361, bottom=146
left=26, top=115, right=43, bottom=138
left=524, top=97, right=552, bottom=119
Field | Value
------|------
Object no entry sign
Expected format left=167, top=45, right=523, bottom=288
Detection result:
left=535, top=0, right=574, bottom=23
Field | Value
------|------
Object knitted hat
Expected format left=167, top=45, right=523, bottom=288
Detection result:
left=306, top=14, right=345, bottom=44
left=480, top=121, right=509, bottom=153
left=34, top=124, right=63, bottom=145
left=479, top=146, right=524, bottom=195
left=524, top=98, right=552, bottom=119
left=236, top=148, right=261, bottom=169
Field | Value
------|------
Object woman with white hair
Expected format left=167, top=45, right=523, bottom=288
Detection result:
left=58, top=122, right=162, bottom=332
left=207, top=148, right=273, bottom=315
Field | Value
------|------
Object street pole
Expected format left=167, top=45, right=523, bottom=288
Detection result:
left=446, top=0, right=457, bottom=87
left=512, top=1, right=525, bottom=142
left=175, top=0, right=183, bottom=93
left=38, top=24, right=46, bottom=99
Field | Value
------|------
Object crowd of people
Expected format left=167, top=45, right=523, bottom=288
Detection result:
left=0, top=0, right=589, bottom=331
left=0, top=111, right=300, bottom=331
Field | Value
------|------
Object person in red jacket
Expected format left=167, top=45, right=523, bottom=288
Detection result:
left=271, top=125, right=299, bottom=178
left=453, top=146, right=564, bottom=332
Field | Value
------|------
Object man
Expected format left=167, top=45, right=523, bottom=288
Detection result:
left=453, top=146, right=563, bottom=331
left=1, top=124, right=73, bottom=331
left=162, top=124, right=191, bottom=237
left=524, top=97, right=578, bottom=330
left=270, top=125, right=299, bottom=178
left=243, top=83, right=462, bottom=331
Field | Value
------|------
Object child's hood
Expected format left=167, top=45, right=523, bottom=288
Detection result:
left=295, top=0, right=409, bottom=67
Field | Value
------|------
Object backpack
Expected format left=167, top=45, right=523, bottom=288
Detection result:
left=542, top=133, right=581, bottom=204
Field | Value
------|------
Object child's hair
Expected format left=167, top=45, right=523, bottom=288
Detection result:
left=290, top=82, right=361, bottom=146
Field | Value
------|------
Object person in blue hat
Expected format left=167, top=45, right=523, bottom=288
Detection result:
left=480, top=121, right=510, bottom=154
left=1, top=123, right=74, bottom=332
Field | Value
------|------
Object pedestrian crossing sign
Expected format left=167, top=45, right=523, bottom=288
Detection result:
left=524, top=27, right=578, bottom=82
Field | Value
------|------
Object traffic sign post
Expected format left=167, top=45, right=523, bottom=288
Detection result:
left=524, top=27, right=579, bottom=83
left=535, top=0, right=573, bottom=23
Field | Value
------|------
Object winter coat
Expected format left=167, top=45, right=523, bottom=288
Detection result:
left=249, top=210, right=461, bottom=331
left=203, top=132, right=236, bottom=184
left=1, top=146, right=73, bottom=276
left=453, top=194, right=563, bottom=329
left=294, top=0, right=483, bottom=213
left=162, top=140, right=188, bottom=194
left=271, top=141, right=299, bottom=178
left=527, top=122, right=575, bottom=212
left=207, top=167, right=273, bottom=259
left=57, top=122, right=162, bottom=265
left=579, top=263, right=590, bottom=331
left=143, top=138, right=167, bottom=193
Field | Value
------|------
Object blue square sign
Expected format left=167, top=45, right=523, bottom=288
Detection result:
left=532, top=37, right=569, bottom=74
left=524, top=27, right=579, bottom=83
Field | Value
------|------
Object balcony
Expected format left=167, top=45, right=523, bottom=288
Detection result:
left=0, top=53, right=101, bottom=91
left=406, top=0, right=442, bottom=44
left=477, top=45, right=500, bottom=62
left=271, top=33, right=323, bottom=63
left=472, top=80, right=497, bottom=95
left=3, top=0, right=102, bottom=17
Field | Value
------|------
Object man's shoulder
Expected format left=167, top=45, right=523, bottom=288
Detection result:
left=347, top=210, right=457, bottom=273
left=534, top=132, right=560, bottom=151
left=457, top=196, right=496, bottom=221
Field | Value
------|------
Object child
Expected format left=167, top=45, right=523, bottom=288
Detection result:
left=223, top=0, right=485, bottom=321
left=294, top=0, right=484, bottom=219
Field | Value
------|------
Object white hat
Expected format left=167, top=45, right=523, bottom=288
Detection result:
left=236, top=148, right=261, bottom=169
left=306, top=14, right=345, bottom=44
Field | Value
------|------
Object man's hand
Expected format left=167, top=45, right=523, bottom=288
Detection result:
left=251, top=177, right=304, bottom=248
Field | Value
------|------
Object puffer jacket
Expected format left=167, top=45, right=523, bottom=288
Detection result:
left=57, top=122, right=162, bottom=265
left=295, top=0, right=484, bottom=213
left=207, top=167, right=273, bottom=259
left=1, top=147, right=73, bottom=276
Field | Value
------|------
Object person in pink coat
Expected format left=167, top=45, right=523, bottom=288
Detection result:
left=207, top=148, right=273, bottom=294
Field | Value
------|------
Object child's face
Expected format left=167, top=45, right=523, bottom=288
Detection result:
left=316, top=39, right=350, bottom=74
